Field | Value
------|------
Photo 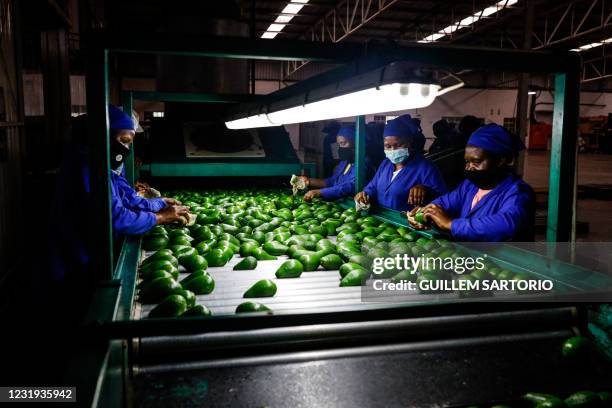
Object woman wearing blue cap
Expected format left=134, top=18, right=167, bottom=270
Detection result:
left=300, top=124, right=364, bottom=202
left=48, top=106, right=189, bottom=285
left=408, top=124, right=535, bottom=241
left=354, top=114, right=447, bottom=212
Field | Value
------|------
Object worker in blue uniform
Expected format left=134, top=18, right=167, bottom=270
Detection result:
left=300, top=124, right=366, bottom=202
left=354, top=114, right=447, bottom=212
left=408, top=124, right=535, bottom=241
left=48, top=106, right=188, bottom=284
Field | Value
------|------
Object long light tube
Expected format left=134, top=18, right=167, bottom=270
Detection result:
left=225, top=83, right=441, bottom=129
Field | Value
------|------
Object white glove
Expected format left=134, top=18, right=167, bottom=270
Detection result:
left=144, top=187, right=162, bottom=198
left=290, top=174, right=307, bottom=196
left=355, top=199, right=371, bottom=212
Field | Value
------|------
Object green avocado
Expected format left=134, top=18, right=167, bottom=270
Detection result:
left=275, top=259, right=304, bottom=278
left=178, top=254, right=208, bottom=271
left=142, top=235, right=169, bottom=251
left=194, top=241, right=214, bottom=255
left=171, top=245, right=196, bottom=257
left=298, top=253, right=321, bottom=271
left=565, top=391, right=601, bottom=408
left=235, top=301, right=272, bottom=313
left=263, top=241, right=289, bottom=256
left=148, top=294, right=187, bottom=318
left=141, top=259, right=178, bottom=276
left=347, top=255, right=372, bottom=269
left=182, top=304, right=212, bottom=317
left=234, top=256, right=258, bottom=271
left=562, top=336, right=590, bottom=358
left=140, top=277, right=182, bottom=304
left=170, top=235, right=193, bottom=247
left=239, top=241, right=259, bottom=257
left=180, top=270, right=206, bottom=285
left=320, top=254, right=343, bottom=270
left=182, top=273, right=215, bottom=295
left=340, top=268, right=369, bottom=286
left=143, top=249, right=174, bottom=264
left=523, top=393, right=563, bottom=404
left=179, top=289, right=196, bottom=307
left=252, top=247, right=277, bottom=261
left=205, top=248, right=231, bottom=267
left=140, top=270, right=175, bottom=284
left=390, top=270, right=418, bottom=284
left=244, top=279, right=277, bottom=298
left=339, top=262, right=366, bottom=278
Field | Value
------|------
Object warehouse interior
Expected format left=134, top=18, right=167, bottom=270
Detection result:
left=2, top=0, right=612, bottom=406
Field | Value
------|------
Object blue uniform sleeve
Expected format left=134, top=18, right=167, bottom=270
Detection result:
left=320, top=180, right=355, bottom=201
left=111, top=179, right=157, bottom=235
left=115, top=175, right=167, bottom=212
left=449, top=188, right=532, bottom=242
left=430, top=182, right=465, bottom=217
left=362, top=166, right=380, bottom=201
left=422, top=163, right=448, bottom=199
left=324, top=162, right=345, bottom=188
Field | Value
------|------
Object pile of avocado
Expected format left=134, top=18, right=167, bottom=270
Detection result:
left=138, top=189, right=534, bottom=318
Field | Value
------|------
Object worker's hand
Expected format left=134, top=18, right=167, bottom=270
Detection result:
left=297, top=176, right=310, bottom=188
left=407, top=206, right=428, bottom=230
left=303, top=189, right=322, bottom=202
left=163, top=197, right=182, bottom=206
left=422, top=204, right=453, bottom=232
left=155, top=205, right=190, bottom=225
left=408, top=184, right=427, bottom=206
left=354, top=191, right=370, bottom=204
left=135, top=181, right=149, bottom=193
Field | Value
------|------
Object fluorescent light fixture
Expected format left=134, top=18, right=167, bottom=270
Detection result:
left=261, top=32, right=278, bottom=39
left=275, top=15, right=294, bottom=23
left=418, top=0, right=518, bottom=43
left=528, top=91, right=537, bottom=95
left=261, top=1, right=308, bottom=39
left=225, top=62, right=464, bottom=129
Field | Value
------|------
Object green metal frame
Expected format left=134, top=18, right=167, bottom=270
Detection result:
left=354, top=115, right=367, bottom=193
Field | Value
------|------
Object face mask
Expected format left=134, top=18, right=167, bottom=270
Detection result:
left=384, top=148, right=410, bottom=164
left=338, top=147, right=355, bottom=162
left=464, top=169, right=503, bottom=189
left=110, top=140, right=130, bottom=170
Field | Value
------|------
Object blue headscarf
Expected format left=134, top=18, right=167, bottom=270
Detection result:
left=108, top=105, right=135, bottom=131
left=383, top=114, right=425, bottom=151
left=337, top=124, right=356, bottom=143
left=467, top=124, right=525, bottom=157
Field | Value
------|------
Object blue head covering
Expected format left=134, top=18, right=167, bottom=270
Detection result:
left=337, top=124, right=356, bottom=143
left=467, top=124, right=525, bottom=157
left=108, top=105, right=136, bottom=131
left=383, top=114, right=425, bottom=151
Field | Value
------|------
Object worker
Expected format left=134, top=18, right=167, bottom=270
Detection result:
left=428, top=119, right=457, bottom=155
left=408, top=124, right=535, bottom=242
left=354, top=114, right=447, bottom=212
left=321, top=120, right=342, bottom=176
left=299, top=124, right=364, bottom=202
left=48, top=106, right=189, bottom=283
left=455, top=115, right=481, bottom=148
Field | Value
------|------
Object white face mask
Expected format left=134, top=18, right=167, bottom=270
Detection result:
left=384, top=148, right=410, bottom=164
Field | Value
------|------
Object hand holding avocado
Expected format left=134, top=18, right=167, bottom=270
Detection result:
left=156, top=205, right=191, bottom=225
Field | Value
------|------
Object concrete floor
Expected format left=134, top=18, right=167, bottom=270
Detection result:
left=523, top=151, right=612, bottom=241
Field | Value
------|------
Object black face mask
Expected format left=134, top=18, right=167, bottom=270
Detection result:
left=338, top=147, right=355, bottom=162
left=110, top=140, right=130, bottom=170
left=464, top=168, right=504, bottom=189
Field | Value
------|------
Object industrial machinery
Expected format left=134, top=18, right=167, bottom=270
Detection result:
left=74, top=34, right=612, bottom=407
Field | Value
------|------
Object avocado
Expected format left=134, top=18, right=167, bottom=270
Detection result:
left=148, top=294, right=187, bottom=318
left=205, top=248, right=231, bottom=267
left=347, top=255, right=372, bottom=269
left=244, top=279, right=277, bottom=298
left=170, top=235, right=193, bottom=247
left=562, top=336, right=590, bottom=358
left=142, top=235, right=169, bottom=251
left=339, top=262, right=366, bottom=278
left=390, top=270, right=418, bottom=284
left=140, top=270, right=175, bottom=284
left=179, top=289, right=196, bottom=307
left=234, top=256, right=258, bottom=271
left=180, top=270, right=207, bottom=285
left=239, top=241, right=259, bottom=257
left=140, top=277, right=183, bottom=304
left=141, top=259, right=178, bottom=276
left=178, top=254, right=208, bottom=271
left=275, top=259, right=304, bottom=278
left=252, top=247, right=277, bottom=261
left=263, top=241, right=289, bottom=256
left=320, top=254, right=343, bottom=270
left=195, top=241, right=214, bottom=255
left=340, top=268, right=369, bottom=286
left=565, top=391, right=601, bottom=408
left=182, top=273, right=215, bottom=295
left=143, top=249, right=174, bottom=264
left=414, top=210, right=428, bottom=225
left=235, top=301, right=272, bottom=314
left=171, top=245, right=196, bottom=257
left=298, top=253, right=321, bottom=271
left=183, top=304, right=212, bottom=317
